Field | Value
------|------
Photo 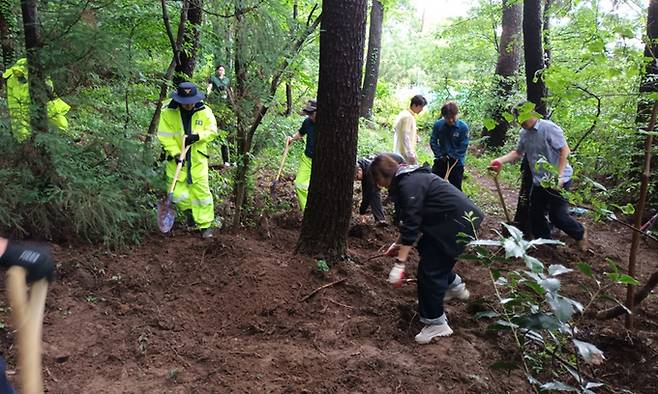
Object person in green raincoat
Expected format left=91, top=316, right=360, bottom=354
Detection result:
left=2, top=58, right=70, bottom=142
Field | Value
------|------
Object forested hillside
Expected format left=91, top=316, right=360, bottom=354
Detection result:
left=1, top=0, right=657, bottom=392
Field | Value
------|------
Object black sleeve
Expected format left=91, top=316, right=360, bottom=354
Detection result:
left=298, top=118, right=310, bottom=136
left=396, top=175, right=428, bottom=245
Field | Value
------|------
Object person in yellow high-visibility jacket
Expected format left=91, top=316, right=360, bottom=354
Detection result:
left=158, top=82, right=218, bottom=238
left=286, top=99, right=317, bottom=212
left=2, top=58, right=71, bottom=142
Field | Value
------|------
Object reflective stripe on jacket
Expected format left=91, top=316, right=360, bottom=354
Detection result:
left=157, top=100, right=218, bottom=184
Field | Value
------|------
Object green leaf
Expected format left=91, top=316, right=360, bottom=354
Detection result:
left=483, top=118, right=496, bottom=131
left=606, top=273, right=640, bottom=286
left=548, top=264, right=574, bottom=277
left=524, top=255, right=545, bottom=273
left=516, top=313, right=560, bottom=330
left=576, top=262, right=594, bottom=277
left=524, top=281, right=546, bottom=297
left=475, top=311, right=499, bottom=320
left=540, top=381, right=579, bottom=392
left=502, top=111, right=514, bottom=122
left=573, top=339, right=606, bottom=365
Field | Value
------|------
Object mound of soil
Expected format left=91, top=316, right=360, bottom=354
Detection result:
left=0, top=170, right=656, bottom=393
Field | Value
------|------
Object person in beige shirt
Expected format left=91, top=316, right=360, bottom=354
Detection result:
left=393, top=95, right=427, bottom=165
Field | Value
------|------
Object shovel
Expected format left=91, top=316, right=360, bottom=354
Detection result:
left=491, top=170, right=512, bottom=223
left=157, top=144, right=191, bottom=233
left=6, top=267, right=49, bottom=394
left=270, top=139, right=290, bottom=197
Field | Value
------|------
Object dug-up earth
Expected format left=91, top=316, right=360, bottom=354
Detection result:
left=1, top=171, right=657, bottom=393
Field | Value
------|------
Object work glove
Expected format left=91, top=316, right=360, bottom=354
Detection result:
left=488, top=159, right=502, bottom=172
left=383, top=242, right=400, bottom=257
left=388, top=261, right=405, bottom=287
left=185, top=134, right=200, bottom=146
left=0, top=241, right=54, bottom=283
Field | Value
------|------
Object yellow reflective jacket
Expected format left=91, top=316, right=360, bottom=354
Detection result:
left=2, top=58, right=71, bottom=142
left=157, top=100, right=218, bottom=183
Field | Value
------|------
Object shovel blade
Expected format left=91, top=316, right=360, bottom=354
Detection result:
left=157, top=194, right=176, bottom=233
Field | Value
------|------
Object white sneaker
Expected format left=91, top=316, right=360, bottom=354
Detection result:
left=415, top=323, right=453, bottom=344
left=444, top=283, right=470, bottom=302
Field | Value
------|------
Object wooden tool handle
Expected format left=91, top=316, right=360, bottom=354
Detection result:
left=7, top=267, right=48, bottom=394
left=167, top=145, right=191, bottom=195
left=444, top=159, right=459, bottom=181
left=274, top=141, right=290, bottom=182
left=492, top=173, right=512, bottom=223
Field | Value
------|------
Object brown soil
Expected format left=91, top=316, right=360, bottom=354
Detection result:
left=1, top=172, right=657, bottom=393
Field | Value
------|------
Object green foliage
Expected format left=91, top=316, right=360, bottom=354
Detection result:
left=316, top=259, right=329, bottom=273
left=465, top=222, right=638, bottom=391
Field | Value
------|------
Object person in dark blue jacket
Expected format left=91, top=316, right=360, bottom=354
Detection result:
left=429, top=102, right=470, bottom=190
left=369, top=155, right=483, bottom=344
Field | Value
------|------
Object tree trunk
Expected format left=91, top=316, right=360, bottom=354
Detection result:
left=20, top=0, right=48, bottom=136
left=515, top=0, right=548, bottom=236
left=523, top=0, right=547, bottom=116
left=0, top=0, right=16, bottom=90
left=359, top=0, right=383, bottom=119
left=297, top=0, right=367, bottom=259
left=145, top=0, right=189, bottom=142
left=174, top=0, right=202, bottom=85
left=284, top=1, right=298, bottom=117
left=627, top=0, right=658, bottom=329
left=482, top=0, right=522, bottom=148
left=543, top=0, right=552, bottom=69
left=634, top=0, right=658, bottom=216
left=231, top=0, right=249, bottom=228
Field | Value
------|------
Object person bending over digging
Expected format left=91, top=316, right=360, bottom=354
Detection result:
left=158, top=82, right=218, bottom=238
left=369, top=154, right=484, bottom=344
left=488, top=103, right=587, bottom=250
left=355, top=153, right=405, bottom=226
left=0, top=237, right=55, bottom=393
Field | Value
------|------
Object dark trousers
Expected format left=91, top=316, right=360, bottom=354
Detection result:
left=432, top=158, right=464, bottom=191
left=530, top=183, right=585, bottom=241
left=417, top=236, right=457, bottom=323
left=359, top=189, right=385, bottom=222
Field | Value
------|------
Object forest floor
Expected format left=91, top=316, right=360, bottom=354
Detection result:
left=1, top=168, right=658, bottom=393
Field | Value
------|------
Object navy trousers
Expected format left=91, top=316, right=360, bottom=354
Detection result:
left=417, top=235, right=458, bottom=325
left=530, top=183, right=585, bottom=241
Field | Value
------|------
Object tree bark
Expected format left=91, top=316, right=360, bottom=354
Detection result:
left=0, top=0, right=16, bottom=89
left=145, top=0, right=189, bottom=142
left=284, top=1, right=298, bottom=117
left=20, top=0, right=48, bottom=136
left=297, top=0, right=367, bottom=259
left=174, top=0, right=202, bottom=85
left=633, top=0, right=658, bottom=217
left=523, top=0, right=547, bottom=117
left=482, top=0, right=522, bottom=148
left=359, top=0, right=383, bottom=119
left=515, top=0, right=548, bottom=236
left=543, top=0, right=552, bottom=69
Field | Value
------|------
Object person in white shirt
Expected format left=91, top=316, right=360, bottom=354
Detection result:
left=393, top=95, right=427, bottom=165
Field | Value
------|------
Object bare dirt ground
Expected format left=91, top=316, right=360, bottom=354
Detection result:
left=1, top=171, right=657, bottom=393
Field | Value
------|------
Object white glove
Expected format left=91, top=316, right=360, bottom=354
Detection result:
left=388, top=262, right=405, bottom=287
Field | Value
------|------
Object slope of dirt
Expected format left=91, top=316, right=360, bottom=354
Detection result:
left=0, top=171, right=656, bottom=393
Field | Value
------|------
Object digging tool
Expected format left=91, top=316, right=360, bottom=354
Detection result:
left=443, top=157, right=459, bottom=181
left=270, top=139, right=290, bottom=197
left=491, top=170, right=512, bottom=223
left=6, top=267, right=48, bottom=394
left=157, top=143, right=191, bottom=233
